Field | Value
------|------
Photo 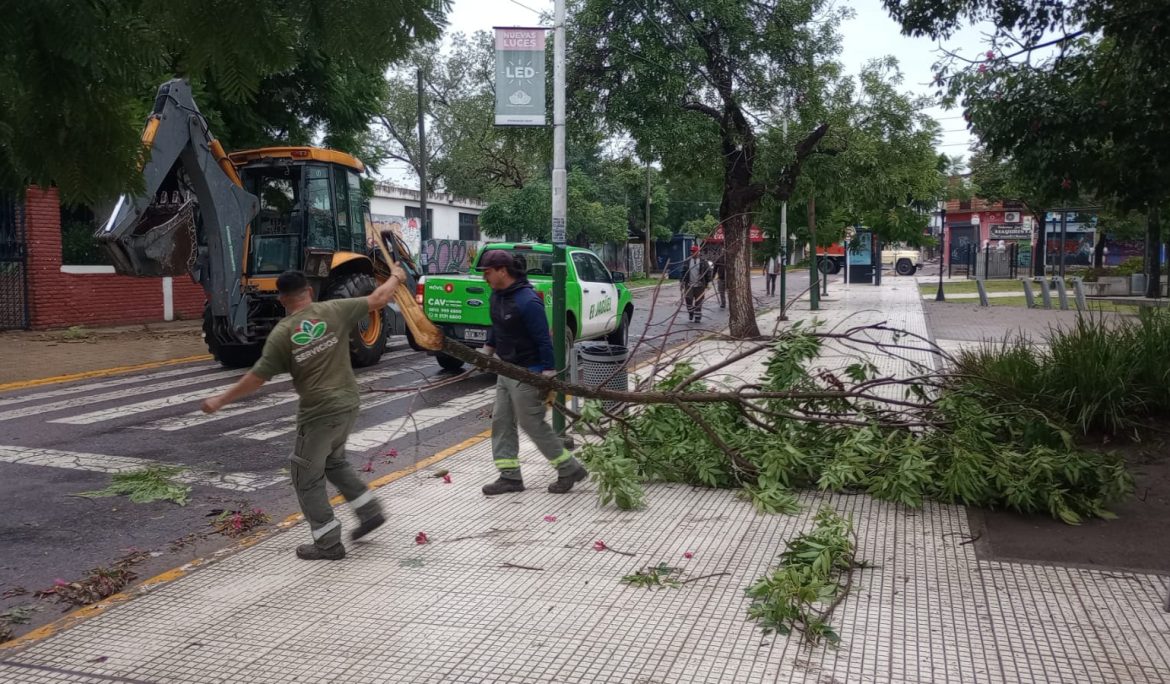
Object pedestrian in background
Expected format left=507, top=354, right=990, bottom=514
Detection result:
left=680, top=245, right=713, bottom=323
left=477, top=250, right=589, bottom=496
left=764, top=253, right=779, bottom=296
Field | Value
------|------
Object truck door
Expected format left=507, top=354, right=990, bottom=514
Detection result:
left=572, top=252, right=617, bottom=338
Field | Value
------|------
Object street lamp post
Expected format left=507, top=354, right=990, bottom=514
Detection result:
left=935, top=201, right=947, bottom=302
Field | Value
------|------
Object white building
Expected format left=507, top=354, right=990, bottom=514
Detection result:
left=368, top=183, right=489, bottom=273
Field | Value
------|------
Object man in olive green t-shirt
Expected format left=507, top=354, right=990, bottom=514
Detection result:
left=201, top=267, right=405, bottom=560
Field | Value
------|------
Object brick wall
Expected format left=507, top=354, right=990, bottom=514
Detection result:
left=24, top=187, right=205, bottom=329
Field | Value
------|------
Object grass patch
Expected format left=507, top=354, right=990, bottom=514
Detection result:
left=933, top=295, right=1144, bottom=313
left=918, top=280, right=1028, bottom=295
left=626, top=277, right=673, bottom=289
left=75, top=465, right=191, bottom=506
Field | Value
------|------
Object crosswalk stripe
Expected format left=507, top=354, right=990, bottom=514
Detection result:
left=0, top=363, right=218, bottom=408
left=0, top=368, right=248, bottom=423
left=51, top=350, right=427, bottom=427
left=344, top=385, right=498, bottom=452
left=136, top=353, right=432, bottom=432
left=0, top=445, right=286, bottom=492
left=47, top=378, right=288, bottom=425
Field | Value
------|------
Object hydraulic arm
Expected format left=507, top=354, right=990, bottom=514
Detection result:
left=96, top=79, right=260, bottom=338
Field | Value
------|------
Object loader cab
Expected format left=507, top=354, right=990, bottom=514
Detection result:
left=228, top=148, right=367, bottom=278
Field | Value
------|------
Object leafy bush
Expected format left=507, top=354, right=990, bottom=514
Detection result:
left=1115, top=256, right=1144, bottom=276
left=954, top=310, right=1170, bottom=434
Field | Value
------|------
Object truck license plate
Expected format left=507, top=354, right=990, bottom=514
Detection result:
left=465, top=328, right=487, bottom=342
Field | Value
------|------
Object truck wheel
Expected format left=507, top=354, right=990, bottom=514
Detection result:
left=817, top=258, right=838, bottom=275
left=202, top=306, right=262, bottom=368
left=606, top=309, right=630, bottom=347
left=896, top=259, right=916, bottom=276
left=436, top=352, right=464, bottom=372
left=325, top=272, right=388, bottom=368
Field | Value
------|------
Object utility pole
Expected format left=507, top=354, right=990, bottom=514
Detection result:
left=551, top=0, right=568, bottom=438
left=1059, top=206, right=1067, bottom=279
left=417, top=68, right=430, bottom=265
left=645, top=156, right=652, bottom=277
left=779, top=115, right=788, bottom=320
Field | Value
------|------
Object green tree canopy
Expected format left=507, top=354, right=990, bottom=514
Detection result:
left=883, top=0, right=1170, bottom=292
left=0, top=0, right=449, bottom=203
left=570, top=0, right=849, bottom=337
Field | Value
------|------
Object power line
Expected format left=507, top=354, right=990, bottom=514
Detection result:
left=505, top=0, right=546, bottom=16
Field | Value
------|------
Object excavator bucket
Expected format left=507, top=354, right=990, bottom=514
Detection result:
left=101, top=191, right=198, bottom=277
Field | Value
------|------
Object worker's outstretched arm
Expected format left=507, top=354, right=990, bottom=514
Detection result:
left=366, top=265, right=408, bottom=311
left=201, top=372, right=267, bottom=413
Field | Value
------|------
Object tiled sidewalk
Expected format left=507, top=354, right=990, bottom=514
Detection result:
left=1, top=281, right=1168, bottom=683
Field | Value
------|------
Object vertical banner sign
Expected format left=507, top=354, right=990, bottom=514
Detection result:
left=495, top=28, right=546, bottom=126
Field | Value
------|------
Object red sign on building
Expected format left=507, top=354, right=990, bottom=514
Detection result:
left=705, top=224, right=765, bottom=243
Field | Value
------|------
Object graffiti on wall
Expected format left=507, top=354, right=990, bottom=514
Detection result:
left=420, top=239, right=475, bottom=274
left=627, top=243, right=644, bottom=275
left=368, top=215, right=420, bottom=256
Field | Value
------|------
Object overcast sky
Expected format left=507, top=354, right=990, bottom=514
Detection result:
left=380, top=0, right=986, bottom=185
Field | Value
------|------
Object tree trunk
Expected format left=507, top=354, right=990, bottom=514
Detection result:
left=723, top=201, right=761, bottom=338
left=1093, top=230, right=1106, bottom=269
left=1147, top=206, right=1162, bottom=298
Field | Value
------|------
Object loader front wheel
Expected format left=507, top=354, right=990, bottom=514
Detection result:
left=325, top=272, right=388, bottom=368
left=202, top=306, right=262, bottom=368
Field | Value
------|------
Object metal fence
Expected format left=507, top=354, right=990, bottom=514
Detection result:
left=973, top=243, right=1020, bottom=280
left=0, top=194, right=29, bottom=330
left=950, top=243, right=1020, bottom=280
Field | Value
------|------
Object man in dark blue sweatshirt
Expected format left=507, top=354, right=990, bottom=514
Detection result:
left=477, top=250, right=588, bottom=496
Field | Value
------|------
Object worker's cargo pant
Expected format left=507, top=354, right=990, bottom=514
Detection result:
left=492, top=375, right=583, bottom=481
left=684, top=285, right=707, bottom=322
left=290, top=408, right=380, bottom=550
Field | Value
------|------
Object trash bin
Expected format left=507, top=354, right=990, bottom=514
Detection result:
left=1131, top=273, right=1147, bottom=296
left=575, top=342, right=629, bottom=414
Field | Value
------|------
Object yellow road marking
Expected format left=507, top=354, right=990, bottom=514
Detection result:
left=0, top=429, right=492, bottom=651
left=0, top=355, right=214, bottom=392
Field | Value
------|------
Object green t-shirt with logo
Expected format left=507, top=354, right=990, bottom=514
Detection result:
left=251, top=298, right=370, bottom=424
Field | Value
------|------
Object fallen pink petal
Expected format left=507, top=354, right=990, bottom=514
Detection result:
left=442, top=473, right=452, bottom=484
left=543, top=515, right=557, bottom=523
left=53, top=578, right=68, bottom=587
left=360, top=459, right=375, bottom=473
left=593, top=540, right=608, bottom=552
left=415, top=531, right=429, bottom=545
left=684, top=551, right=694, bottom=559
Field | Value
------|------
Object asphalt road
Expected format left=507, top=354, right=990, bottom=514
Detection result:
left=0, top=271, right=811, bottom=637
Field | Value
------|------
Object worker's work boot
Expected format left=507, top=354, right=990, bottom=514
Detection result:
left=548, top=467, right=588, bottom=494
left=350, top=511, right=385, bottom=541
left=482, top=477, right=525, bottom=496
left=295, top=543, right=346, bottom=561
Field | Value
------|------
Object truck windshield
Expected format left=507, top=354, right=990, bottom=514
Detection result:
left=245, top=166, right=303, bottom=274
left=476, top=250, right=553, bottom=276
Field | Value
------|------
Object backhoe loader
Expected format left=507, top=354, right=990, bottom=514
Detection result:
left=97, top=79, right=421, bottom=368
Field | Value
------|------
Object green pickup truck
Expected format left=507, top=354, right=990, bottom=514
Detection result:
left=417, top=243, right=635, bottom=371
